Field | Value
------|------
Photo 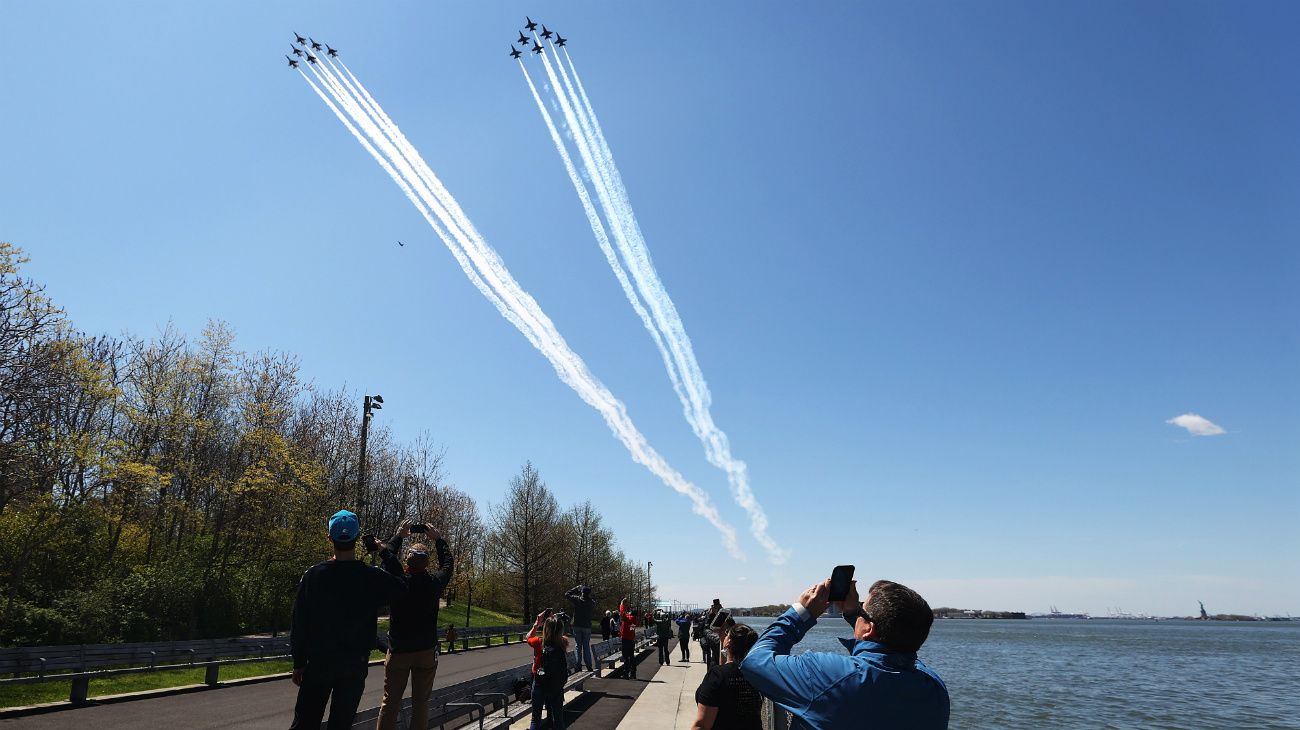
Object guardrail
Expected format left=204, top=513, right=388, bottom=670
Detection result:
left=0, top=639, right=295, bottom=704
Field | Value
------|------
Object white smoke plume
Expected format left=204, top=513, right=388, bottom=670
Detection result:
left=299, top=56, right=744, bottom=559
left=527, top=41, right=787, bottom=564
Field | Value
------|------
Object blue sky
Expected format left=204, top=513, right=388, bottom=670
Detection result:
left=2, top=1, right=1296, bottom=616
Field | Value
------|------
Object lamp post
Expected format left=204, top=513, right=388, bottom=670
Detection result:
left=358, top=394, right=384, bottom=520
left=647, top=561, right=653, bottom=615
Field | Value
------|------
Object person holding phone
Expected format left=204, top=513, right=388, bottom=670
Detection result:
left=527, top=610, right=571, bottom=729
left=289, top=510, right=407, bottom=730
left=375, top=519, right=454, bottom=730
left=617, top=598, right=639, bottom=679
left=563, top=585, right=597, bottom=672
left=738, top=572, right=949, bottom=729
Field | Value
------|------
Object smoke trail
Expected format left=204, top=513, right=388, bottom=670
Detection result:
left=299, top=57, right=744, bottom=558
left=536, top=46, right=787, bottom=564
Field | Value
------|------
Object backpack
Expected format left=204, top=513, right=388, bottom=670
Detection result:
left=537, top=644, right=569, bottom=693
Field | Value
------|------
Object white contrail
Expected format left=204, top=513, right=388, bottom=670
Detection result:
left=298, top=56, right=744, bottom=558
left=534, top=46, right=787, bottom=564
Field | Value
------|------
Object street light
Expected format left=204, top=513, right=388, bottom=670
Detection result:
left=647, top=561, right=653, bottom=615
left=358, top=394, right=384, bottom=520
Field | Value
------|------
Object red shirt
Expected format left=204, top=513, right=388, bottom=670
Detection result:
left=618, top=602, right=638, bottom=641
left=527, top=635, right=543, bottom=674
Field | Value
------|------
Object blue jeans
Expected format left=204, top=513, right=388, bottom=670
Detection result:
left=572, top=627, right=593, bottom=670
left=529, top=678, right=566, bottom=730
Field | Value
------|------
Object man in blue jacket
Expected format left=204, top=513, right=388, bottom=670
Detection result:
left=739, top=576, right=949, bottom=729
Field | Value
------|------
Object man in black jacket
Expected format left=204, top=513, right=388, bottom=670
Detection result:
left=290, top=510, right=407, bottom=730
left=375, top=519, right=454, bottom=730
left=564, top=584, right=596, bottom=672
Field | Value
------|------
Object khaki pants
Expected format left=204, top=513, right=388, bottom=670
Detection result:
left=376, top=647, right=438, bottom=730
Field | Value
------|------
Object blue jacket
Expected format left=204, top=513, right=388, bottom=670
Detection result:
left=739, top=606, right=949, bottom=729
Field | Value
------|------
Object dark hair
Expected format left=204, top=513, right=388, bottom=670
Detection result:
left=863, top=579, right=934, bottom=653
left=724, top=624, right=758, bottom=663
left=331, top=538, right=357, bottom=552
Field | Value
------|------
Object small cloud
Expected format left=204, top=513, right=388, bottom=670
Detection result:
left=737, top=576, right=748, bottom=582
left=1166, top=413, right=1225, bottom=437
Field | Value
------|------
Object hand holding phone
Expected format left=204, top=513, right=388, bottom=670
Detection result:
left=829, top=565, right=855, bottom=602
left=409, top=523, right=427, bottom=534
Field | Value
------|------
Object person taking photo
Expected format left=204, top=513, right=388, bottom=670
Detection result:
left=527, top=610, right=571, bottom=730
left=375, top=519, right=454, bottom=730
left=692, top=623, right=763, bottom=730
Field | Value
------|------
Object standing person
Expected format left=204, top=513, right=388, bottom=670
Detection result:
left=739, top=577, right=949, bottom=729
left=653, top=609, right=674, bottom=666
left=675, top=612, right=693, bottom=662
left=692, top=624, right=763, bottom=730
left=526, top=611, right=571, bottom=730
left=609, top=610, right=620, bottom=640
left=564, top=585, right=597, bottom=672
left=445, top=624, right=458, bottom=654
left=290, top=510, right=407, bottom=730
left=617, top=597, right=639, bottom=679
left=600, top=610, right=613, bottom=642
left=376, top=520, right=454, bottom=730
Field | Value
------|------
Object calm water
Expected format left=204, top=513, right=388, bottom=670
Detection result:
left=740, top=617, right=1300, bottom=729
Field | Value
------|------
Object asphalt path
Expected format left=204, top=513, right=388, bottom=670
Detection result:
left=1, top=643, right=537, bottom=730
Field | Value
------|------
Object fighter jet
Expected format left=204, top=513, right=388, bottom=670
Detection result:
left=554, top=34, right=567, bottom=47
left=290, top=45, right=304, bottom=57
left=294, top=33, right=308, bottom=45
left=531, top=41, right=544, bottom=54
left=540, top=25, right=553, bottom=40
left=306, top=53, right=318, bottom=64
left=524, top=17, right=538, bottom=31
left=325, top=44, right=339, bottom=57
left=397, top=241, right=405, bottom=247
left=517, top=31, right=530, bottom=45
left=309, top=38, right=323, bottom=51
left=509, top=45, right=522, bottom=59
left=286, top=56, right=299, bottom=69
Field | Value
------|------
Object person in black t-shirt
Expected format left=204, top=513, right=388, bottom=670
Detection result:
left=692, top=623, right=763, bottom=730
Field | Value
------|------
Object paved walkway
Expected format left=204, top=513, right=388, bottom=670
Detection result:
left=616, top=652, right=708, bottom=729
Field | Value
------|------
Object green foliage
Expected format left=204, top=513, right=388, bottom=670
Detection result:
left=0, top=245, right=649, bottom=648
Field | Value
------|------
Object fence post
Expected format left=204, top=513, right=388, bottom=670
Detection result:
left=69, top=676, right=90, bottom=704
left=205, top=663, right=220, bottom=686
left=462, top=638, right=470, bottom=652
left=502, top=632, right=509, bottom=645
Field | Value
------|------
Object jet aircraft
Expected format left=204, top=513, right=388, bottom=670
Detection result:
left=517, top=31, right=529, bottom=45
left=306, top=54, right=318, bottom=64
left=286, top=56, right=299, bottom=69
left=524, top=17, right=538, bottom=31
left=509, top=45, right=522, bottom=59
left=397, top=241, right=405, bottom=247
left=294, top=33, right=307, bottom=45
left=531, top=41, right=544, bottom=54
left=290, top=45, right=304, bottom=57
left=555, top=34, right=567, bottom=47
left=540, top=25, right=553, bottom=39
left=309, top=38, right=323, bottom=51
left=326, top=44, right=339, bottom=57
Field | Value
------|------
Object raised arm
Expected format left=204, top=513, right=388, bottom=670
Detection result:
left=739, top=581, right=848, bottom=714
left=290, top=570, right=311, bottom=670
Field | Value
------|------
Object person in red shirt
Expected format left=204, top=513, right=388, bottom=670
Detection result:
left=618, top=598, right=640, bottom=679
left=525, top=610, right=570, bottom=729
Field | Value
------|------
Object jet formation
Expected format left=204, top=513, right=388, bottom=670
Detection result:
left=287, top=33, right=336, bottom=68
left=510, top=17, right=569, bottom=60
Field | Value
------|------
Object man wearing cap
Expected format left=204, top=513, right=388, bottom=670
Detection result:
left=289, top=510, right=408, bottom=730
left=375, top=519, right=454, bottom=730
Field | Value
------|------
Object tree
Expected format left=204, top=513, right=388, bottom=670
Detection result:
left=490, top=462, right=563, bottom=620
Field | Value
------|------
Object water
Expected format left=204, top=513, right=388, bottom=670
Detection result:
left=739, top=617, right=1300, bottom=728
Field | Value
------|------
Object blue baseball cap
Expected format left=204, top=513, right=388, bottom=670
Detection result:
left=328, top=510, right=360, bottom=541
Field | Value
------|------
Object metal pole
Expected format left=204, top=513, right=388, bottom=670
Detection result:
left=358, top=395, right=372, bottom=516
left=647, top=561, right=653, bottom=614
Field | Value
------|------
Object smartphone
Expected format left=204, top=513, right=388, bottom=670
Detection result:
left=361, top=534, right=379, bottom=553
left=409, top=524, right=427, bottom=534
left=829, top=565, right=855, bottom=602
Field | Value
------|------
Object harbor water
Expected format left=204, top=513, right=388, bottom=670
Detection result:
left=740, top=617, right=1299, bottom=728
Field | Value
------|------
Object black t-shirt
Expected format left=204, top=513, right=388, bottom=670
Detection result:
left=695, top=663, right=763, bottom=730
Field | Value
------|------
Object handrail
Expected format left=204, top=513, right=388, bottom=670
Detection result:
left=443, top=702, right=485, bottom=730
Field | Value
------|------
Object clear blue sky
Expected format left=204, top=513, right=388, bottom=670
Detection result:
left=2, top=1, right=1296, bottom=616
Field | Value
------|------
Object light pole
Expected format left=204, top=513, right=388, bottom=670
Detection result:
left=358, top=394, right=384, bottom=520
left=647, top=561, right=653, bottom=615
